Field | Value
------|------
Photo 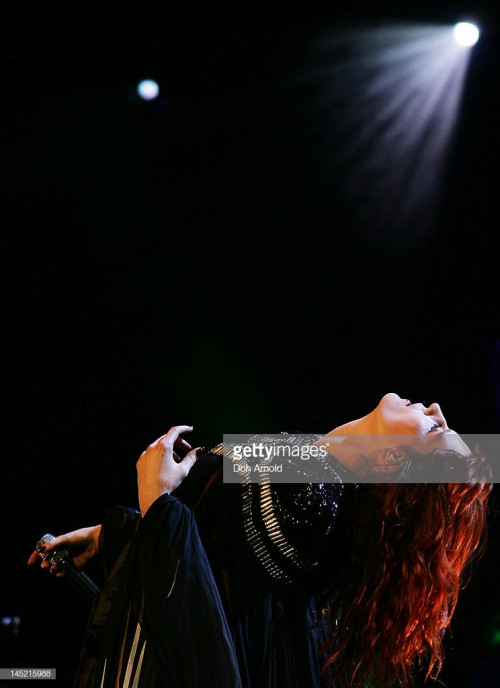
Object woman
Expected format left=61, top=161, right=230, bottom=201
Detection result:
left=28, top=393, right=492, bottom=688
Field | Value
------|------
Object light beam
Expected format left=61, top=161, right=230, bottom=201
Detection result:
left=302, top=23, right=477, bottom=249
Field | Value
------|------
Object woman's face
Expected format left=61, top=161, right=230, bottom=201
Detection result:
left=329, top=392, right=455, bottom=436
left=373, top=393, right=453, bottom=435
left=324, top=392, right=471, bottom=473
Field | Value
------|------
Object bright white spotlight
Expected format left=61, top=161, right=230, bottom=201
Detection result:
left=453, top=22, right=480, bottom=47
left=137, top=79, right=160, bottom=101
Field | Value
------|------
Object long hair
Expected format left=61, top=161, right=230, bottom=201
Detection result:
left=321, top=448, right=492, bottom=688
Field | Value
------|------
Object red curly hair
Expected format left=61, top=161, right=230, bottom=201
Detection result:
left=321, top=450, right=492, bottom=688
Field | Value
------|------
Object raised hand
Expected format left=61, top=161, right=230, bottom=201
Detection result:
left=136, top=425, right=204, bottom=516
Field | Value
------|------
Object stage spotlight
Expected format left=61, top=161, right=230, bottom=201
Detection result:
left=137, top=79, right=160, bottom=101
left=453, top=22, right=480, bottom=47
left=306, top=22, right=480, bottom=248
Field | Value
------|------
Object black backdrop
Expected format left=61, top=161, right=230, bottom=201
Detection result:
left=3, top=1, right=500, bottom=685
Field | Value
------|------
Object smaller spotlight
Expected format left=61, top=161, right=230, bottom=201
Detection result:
left=137, top=79, right=160, bottom=101
left=453, top=22, right=480, bottom=47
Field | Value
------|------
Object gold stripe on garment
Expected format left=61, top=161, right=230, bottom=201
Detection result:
left=131, top=641, right=146, bottom=688
left=259, top=476, right=318, bottom=570
left=211, top=441, right=292, bottom=584
left=123, top=623, right=141, bottom=688
left=241, top=480, right=293, bottom=586
left=99, top=658, right=107, bottom=688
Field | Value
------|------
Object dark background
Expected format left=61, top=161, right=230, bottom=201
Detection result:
left=2, top=0, right=500, bottom=685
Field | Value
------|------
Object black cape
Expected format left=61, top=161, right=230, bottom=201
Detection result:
left=73, top=451, right=354, bottom=688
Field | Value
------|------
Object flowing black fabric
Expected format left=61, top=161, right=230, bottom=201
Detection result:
left=73, top=452, right=354, bottom=688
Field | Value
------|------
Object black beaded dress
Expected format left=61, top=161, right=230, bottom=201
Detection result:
left=73, top=437, right=357, bottom=688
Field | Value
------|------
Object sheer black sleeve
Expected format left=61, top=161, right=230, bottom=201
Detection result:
left=134, top=493, right=242, bottom=687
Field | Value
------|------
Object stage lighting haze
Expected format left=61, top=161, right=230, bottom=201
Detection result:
left=137, top=79, right=160, bottom=101
left=453, top=22, right=480, bottom=47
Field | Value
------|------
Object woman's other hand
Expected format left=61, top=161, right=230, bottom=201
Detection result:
left=27, top=525, right=102, bottom=577
left=136, top=425, right=204, bottom=516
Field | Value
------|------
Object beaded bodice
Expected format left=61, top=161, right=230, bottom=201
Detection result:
left=211, top=434, right=353, bottom=588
